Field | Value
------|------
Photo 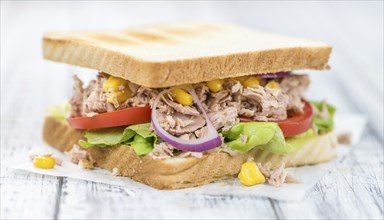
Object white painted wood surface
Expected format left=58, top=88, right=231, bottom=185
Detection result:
left=1, top=2, right=383, bottom=219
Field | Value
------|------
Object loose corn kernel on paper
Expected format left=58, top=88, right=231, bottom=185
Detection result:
left=2, top=113, right=366, bottom=202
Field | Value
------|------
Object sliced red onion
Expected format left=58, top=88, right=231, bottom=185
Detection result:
left=258, top=71, right=291, bottom=78
left=151, top=88, right=222, bottom=152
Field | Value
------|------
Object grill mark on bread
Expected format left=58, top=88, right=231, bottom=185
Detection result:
left=124, top=30, right=172, bottom=43
left=43, top=38, right=63, bottom=61
left=160, top=27, right=199, bottom=36
left=158, top=24, right=220, bottom=37
left=42, top=23, right=332, bottom=88
left=85, top=33, right=137, bottom=45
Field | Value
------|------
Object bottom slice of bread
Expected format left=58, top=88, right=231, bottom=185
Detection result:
left=42, top=117, right=338, bottom=189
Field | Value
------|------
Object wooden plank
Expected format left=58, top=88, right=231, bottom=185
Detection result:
left=0, top=98, right=62, bottom=219
left=0, top=7, right=67, bottom=218
left=0, top=169, right=62, bottom=219
left=1, top=2, right=383, bottom=219
left=272, top=128, right=383, bottom=220
left=56, top=178, right=277, bottom=219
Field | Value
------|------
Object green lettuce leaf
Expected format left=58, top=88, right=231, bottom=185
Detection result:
left=79, top=123, right=156, bottom=156
left=83, top=127, right=135, bottom=147
left=127, top=135, right=154, bottom=156
left=267, top=128, right=315, bottom=154
left=222, top=122, right=314, bottom=155
left=312, top=101, right=336, bottom=134
left=47, top=102, right=71, bottom=120
left=222, top=122, right=278, bottom=153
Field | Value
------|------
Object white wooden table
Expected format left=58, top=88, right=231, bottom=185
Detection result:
left=1, top=2, right=383, bottom=219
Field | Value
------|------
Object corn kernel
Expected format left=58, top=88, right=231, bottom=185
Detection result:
left=234, top=76, right=248, bottom=83
left=170, top=88, right=193, bottom=106
left=103, top=76, right=127, bottom=92
left=238, top=161, right=266, bottom=186
left=265, top=80, right=280, bottom=89
left=116, top=87, right=131, bottom=102
left=206, top=79, right=224, bottom=93
left=242, top=76, right=260, bottom=88
left=106, top=87, right=131, bottom=105
left=106, top=93, right=118, bottom=105
left=33, top=156, right=56, bottom=169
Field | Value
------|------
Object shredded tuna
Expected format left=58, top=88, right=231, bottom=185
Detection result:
left=194, top=126, right=208, bottom=138
left=65, top=144, right=88, bottom=164
left=111, top=167, right=120, bottom=176
left=70, top=75, right=84, bottom=117
left=126, top=86, right=158, bottom=108
left=220, top=143, right=240, bottom=156
left=78, top=159, right=95, bottom=169
left=268, top=163, right=288, bottom=187
left=240, top=86, right=289, bottom=121
left=207, top=107, right=239, bottom=131
left=195, top=80, right=241, bottom=131
left=312, top=101, right=330, bottom=120
left=54, top=157, right=63, bottom=166
left=81, top=74, right=108, bottom=116
left=202, top=80, right=242, bottom=113
left=195, top=83, right=210, bottom=105
left=65, top=144, right=95, bottom=169
left=256, top=162, right=300, bottom=187
left=156, top=90, right=206, bottom=138
left=106, top=102, right=116, bottom=112
left=280, top=74, right=310, bottom=114
left=157, top=112, right=206, bottom=136
left=179, top=151, right=203, bottom=158
left=206, top=90, right=232, bottom=112
left=69, top=73, right=158, bottom=117
left=338, top=132, right=352, bottom=145
left=161, top=91, right=200, bottom=115
left=240, top=134, right=248, bottom=143
left=149, top=142, right=175, bottom=160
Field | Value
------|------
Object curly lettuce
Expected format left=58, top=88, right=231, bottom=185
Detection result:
left=79, top=123, right=156, bottom=156
left=312, top=101, right=336, bottom=134
left=222, top=122, right=315, bottom=155
left=47, top=102, right=71, bottom=120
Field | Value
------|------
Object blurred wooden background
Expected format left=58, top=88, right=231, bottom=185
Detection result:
left=1, top=1, right=383, bottom=219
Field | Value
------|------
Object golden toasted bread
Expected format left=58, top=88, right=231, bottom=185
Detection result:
left=43, top=23, right=331, bottom=88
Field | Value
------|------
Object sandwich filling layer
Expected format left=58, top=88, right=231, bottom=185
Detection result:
left=51, top=72, right=335, bottom=160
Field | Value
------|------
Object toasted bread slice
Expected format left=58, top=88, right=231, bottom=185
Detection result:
left=42, top=117, right=337, bottom=189
left=43, top=23, right=331, bottom=88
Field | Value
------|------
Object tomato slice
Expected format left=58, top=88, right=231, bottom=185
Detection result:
left=68, top=106, right=151, bottom=130
left=239, top=101, right=313, bottom=137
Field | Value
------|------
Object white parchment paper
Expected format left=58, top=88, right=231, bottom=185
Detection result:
left=2, top=113, right=367, bottom=202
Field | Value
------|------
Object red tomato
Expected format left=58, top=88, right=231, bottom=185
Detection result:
left=239, top=101, right=313, bottom=137
left=68, top=106, right=151, bottom=130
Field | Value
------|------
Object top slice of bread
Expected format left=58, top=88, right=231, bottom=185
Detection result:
left=43, top=22, right=332, bottom=88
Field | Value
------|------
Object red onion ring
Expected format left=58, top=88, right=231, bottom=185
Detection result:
left=151, top=88, right=222, bottom=152
left=258, top=72, right=291, bottom=78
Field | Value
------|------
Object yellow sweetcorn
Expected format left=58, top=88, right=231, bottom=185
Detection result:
left=103, top=76, right=127, bottom=92
left=265, top=80, right=280, bottom=89
left=106, top=93, right=118, bottom=105
left=33, top=156, right=56, bottom=169
left=106, top=87, right=132, bottom=105
left=206, top=79, right=224, bottom=93
left=234, top=76, right=248, bottom=83
left=238, top=161, right=266, bottom=186
left=116, top=87, right=132, bottom=103
left=242, top=76, right=260, bottom=88
left=170, top=88, right=193, bottom=106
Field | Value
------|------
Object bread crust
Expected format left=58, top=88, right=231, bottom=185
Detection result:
left=42, top=117, right=337, bottom=189
left=42, top=23, right=332, bottom=88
